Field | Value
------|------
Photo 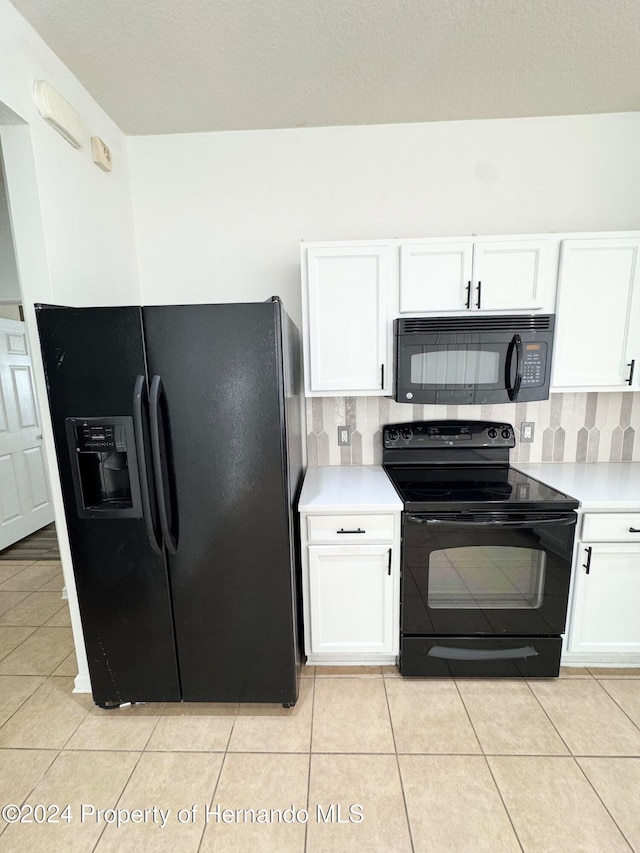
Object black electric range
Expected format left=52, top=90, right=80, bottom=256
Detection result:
left=382, top=421, right=578, bottom=678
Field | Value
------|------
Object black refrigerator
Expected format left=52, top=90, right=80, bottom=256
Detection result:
left=36, top=298, right=304, bottom=708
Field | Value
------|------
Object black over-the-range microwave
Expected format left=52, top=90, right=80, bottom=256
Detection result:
left=394, top=314, right=555, bottom=405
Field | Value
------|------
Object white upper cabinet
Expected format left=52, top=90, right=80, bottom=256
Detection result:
left=302, top=243, right=392, bottom=396
left=552, top=237, right=640, bottom=389
left=399, top=236, right=554, bottom=314
left=472, top=238, right=551, bottom=311
left=399, top=242, right=473, bottom=312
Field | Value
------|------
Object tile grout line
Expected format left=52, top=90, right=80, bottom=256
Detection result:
left=0, top=674, right=57, bottom=742
left=524, top=679, right=574, bottom=756
left=453, top=679, right=525, bottom=853
left=195, top=746, right=226, bottom=853
left=596, top=679, right=640, bottom=736
left=571, top=756, right=636, bottom=853
left=0, top=625, right=39, bottom=666
left=381, top=674, right=416, bottom=853
left=303, top=675, right=315, bottom=853
left=1, top=746, right=60, bottom=839
left=90, top=745, right=147, bottom=853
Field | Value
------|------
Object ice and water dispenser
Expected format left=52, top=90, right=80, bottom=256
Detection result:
left=66, top=417, right=143, bottom=518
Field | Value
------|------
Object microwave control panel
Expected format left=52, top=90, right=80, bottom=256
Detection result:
left=520, top=343, right=547, bottom=387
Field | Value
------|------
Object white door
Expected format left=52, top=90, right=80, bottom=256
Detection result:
left=308, top=544, right=393, bottom=655
left=0, top=318, right=54, bottom=550
left=472, top=238, right=550, bottom=311
left=303, top=245, right=390, bottom=395
left=568, top=543, right=640, bottom=655
left=399, top=241, right=473, bottom=312
left=552, top=238, right=640, bottom=388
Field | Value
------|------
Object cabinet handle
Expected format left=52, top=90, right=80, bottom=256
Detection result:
left=476, top=280, right=482, bottom=309
left=337, top=528, right=366, bottom=534
left=582, top=546, right=592, bottom=574
left=629, top=527, right=640, bottom=533
left=627, top=360, right=636, bottom=385
left=380, top=364, right=385, bottom=388
left=465, top=280, right=472, bottom=309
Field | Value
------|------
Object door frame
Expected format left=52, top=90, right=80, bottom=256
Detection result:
left=0, top=103, right=90, bottom=691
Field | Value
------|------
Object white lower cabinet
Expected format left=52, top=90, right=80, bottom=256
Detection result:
left=300, top=509, right=400, bottom=665
left=308, top=545, right=394, bottom=657
left=565, top=508, right=640, bottom=664
left=568, top=542, right=640, bottom=657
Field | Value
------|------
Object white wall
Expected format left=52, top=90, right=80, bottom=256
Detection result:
left=0, top=0, right=139, bottom=307
left=129, top=112, right=640, bottom=329
left=0, top=156, right=20, bottom=302
left=0, top=0, right=142, bottom=692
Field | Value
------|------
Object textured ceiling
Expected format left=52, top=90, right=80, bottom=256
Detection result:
left=8, top=0, right=640, bottom=135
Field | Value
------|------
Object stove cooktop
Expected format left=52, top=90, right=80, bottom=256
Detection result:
left=381, top=420, right=579, bottom=513
left=382, top=464, right=579, bottom=513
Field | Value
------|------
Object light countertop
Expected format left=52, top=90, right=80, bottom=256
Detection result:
left=514, top=462, right=640, bottom=510
left=299, top=465, right=402, bottom=512
left=300, top=462, right=640, bottom=513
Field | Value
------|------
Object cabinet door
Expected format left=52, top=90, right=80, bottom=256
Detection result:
left=568, top=543, right=640, bottom=655
left=472, top=238, right=550, bottom=311
left=399, top=242, right=473, bottom=312
left=303, top=245, right=390, bottom=394
left=552, top=238, right=640, bottom=388
left=308, top=545, right=393, bottom=655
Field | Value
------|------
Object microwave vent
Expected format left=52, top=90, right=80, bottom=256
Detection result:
left=399, top=315, right=554, bottom=334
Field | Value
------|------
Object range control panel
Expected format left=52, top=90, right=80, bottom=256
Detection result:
left=383, top=421, right=516, bottom=450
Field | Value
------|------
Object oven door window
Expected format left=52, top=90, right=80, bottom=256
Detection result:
left=428, top=546, right=546, bottom=610
left=410, top=346, right=501, bottom=387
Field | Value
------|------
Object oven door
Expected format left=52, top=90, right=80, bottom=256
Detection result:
left=395, top=333, right=525, bottom=405
left=401, top=511, right=576, bottom=637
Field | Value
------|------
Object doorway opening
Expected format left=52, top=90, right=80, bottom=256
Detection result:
left=0, top=105, right=71, bottom=678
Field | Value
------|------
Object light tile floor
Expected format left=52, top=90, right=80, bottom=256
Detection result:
left=0, top=558, right=639, bottom=851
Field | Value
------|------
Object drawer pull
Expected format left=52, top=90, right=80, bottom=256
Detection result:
left=629, top=527, right=640, bottom=533
left=337, top=528, right=366, bottom=534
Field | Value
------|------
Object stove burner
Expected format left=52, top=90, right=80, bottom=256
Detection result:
left=403, top=485, right=453, bottom=498
left=400, top=480, right=513, bottom=502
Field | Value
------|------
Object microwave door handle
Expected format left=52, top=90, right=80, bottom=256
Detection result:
left=505, top=334, right=523, bottom=401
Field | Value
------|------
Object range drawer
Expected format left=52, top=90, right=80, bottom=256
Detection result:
left=582, top=512, right=640, bottom=542
left=400, top=636, right=562, bottom=678
left=306, top=514, right=395, bottom=543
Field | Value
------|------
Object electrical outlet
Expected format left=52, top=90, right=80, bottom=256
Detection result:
left=521, top=422, right=535, bottom=442
left=337, top=426, right=351, bottom=446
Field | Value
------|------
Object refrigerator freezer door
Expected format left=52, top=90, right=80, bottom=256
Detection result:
left=36, top=306, right=181, bottom=705
left=143, top=302, right=300, bottom=703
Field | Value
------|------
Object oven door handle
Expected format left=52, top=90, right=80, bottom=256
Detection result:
left=406, top=514, right=576, bottom=528
left=505, top=333, right=523, bottom=401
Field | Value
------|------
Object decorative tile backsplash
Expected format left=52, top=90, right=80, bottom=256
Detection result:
left=306, top=393, right=639, bottom=466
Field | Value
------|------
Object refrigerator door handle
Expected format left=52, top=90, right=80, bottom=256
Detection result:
left=149, top=375, right=178, bottom=554
left=132, top=375, right=163, bottom=554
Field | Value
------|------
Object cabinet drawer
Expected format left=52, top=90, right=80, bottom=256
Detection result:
left=582, top=512, right=640, bottom=541
left=307, top=514, right=395, bottom=543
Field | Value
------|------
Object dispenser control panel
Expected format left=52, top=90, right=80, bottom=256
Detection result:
left=75, top=423, right=127, bottom=452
